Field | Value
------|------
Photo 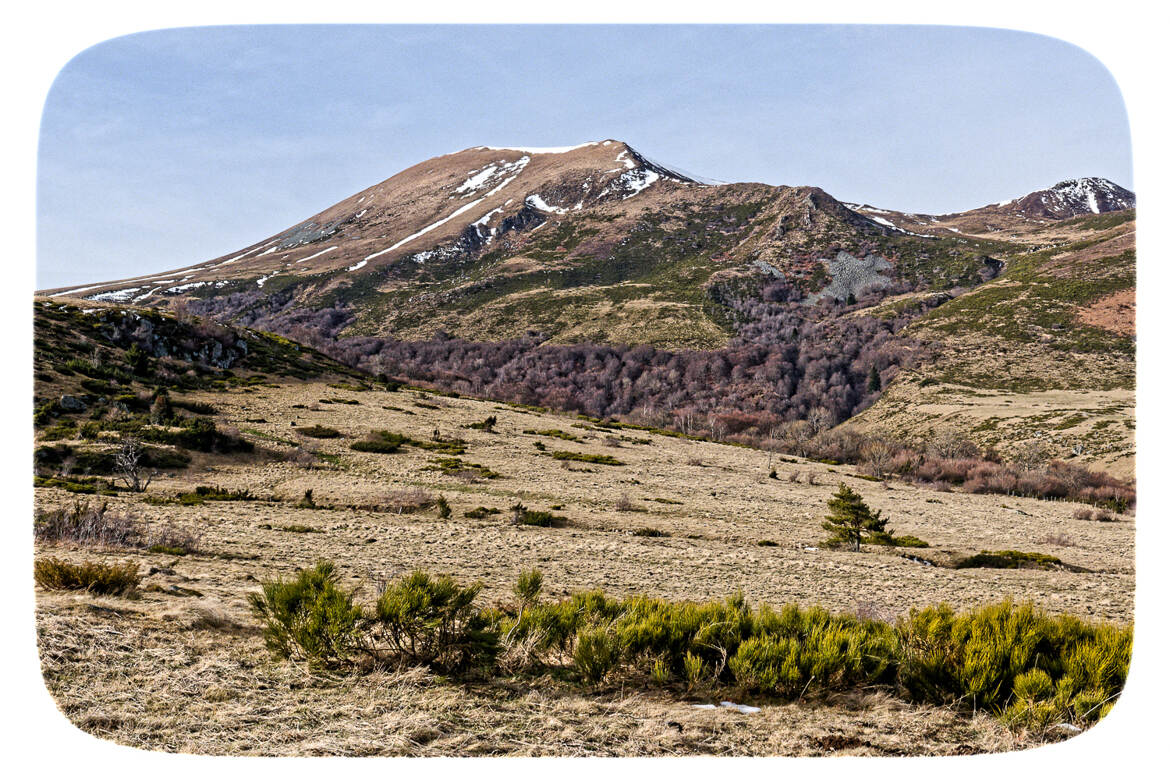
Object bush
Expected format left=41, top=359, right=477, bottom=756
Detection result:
left=34, top=501, right=139, bottom=547
left=573, top=627, right=620, bottom=684
left=350, top=430, right=408, bottom=453
left=248, top=561, right=364, bottom=667
left=370, top=571, right=499, bottom=673
left=298, top=425, right=342, bottom=439
left=465, top=416, right=497, bottom=432
left=436, top=495, right=451, bottom=519
left=34, top=557, right=140, bottom=595
left=551, top=451, right=624, bottom=466
left=512, top=502, right=568, bottom=527
left=896, top=600, right=1130, bottom=726
left=955, top=550, right=1062, bottom=570
left=464, top=506, right=501, bottom=519
left=513, top=568, right=544, bottom=605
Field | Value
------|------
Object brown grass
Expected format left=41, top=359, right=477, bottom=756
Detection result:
left=33, top=378, right=1135, bottom=755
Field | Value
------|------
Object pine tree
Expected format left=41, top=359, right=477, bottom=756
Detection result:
left=822, top=483, right=888, bottom=552
left=867, top=365, right=881, bottom=392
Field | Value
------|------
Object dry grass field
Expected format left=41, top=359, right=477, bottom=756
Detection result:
left=34, top=380, right=1134, bottom=755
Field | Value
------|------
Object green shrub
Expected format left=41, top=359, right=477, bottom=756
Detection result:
left=893, top=535, right=930, bottom=548
left=246, top=564, right=1131, bottom=733
left=757, top=539, right=779, bottom=547
left=427, top=457, right=500, bottom=479
left=278, top=524, right=323, bottom=534
left=631, top=527, right=668, bottom=537
left=298, top=425, right=342, bottom=439
left=524, top=428, right=580, bottom=442
left=350, top=430, right=408, bottom=453
left=573, top=627, right=619, bottom=684
left=370, top=571, right=499, bottom=673
left=34, top=557, right=140, bottom=595
left=551, top=451, right=624, bottom=466
left=514, top=505, right=568, bottom=527
left=34, top=475, right=118, bottom=495
left=436, top=495, right=451, bottom=519
left=464, top=506, right=501, bottom=519
left=955, top=550, right=1062, bottom=569
left=895, top=599, right=1130, bottom=725
left=513, top=568, right=544, bottom=605
left=248, top=561, right=364, bottom=667
left=466, top=416, right=497, bottom=431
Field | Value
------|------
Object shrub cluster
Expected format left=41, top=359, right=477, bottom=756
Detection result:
left=34, top=557, right=141, bottom=595
left=34, top=500, right=201, bottom=555
left=252, top=563, right=1131, bottom=733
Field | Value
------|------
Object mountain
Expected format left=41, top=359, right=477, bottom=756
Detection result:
left=848, top=177, right=1135, bottom=239
left=44, top=139, right=1011, bottom=349
left=38, top=143, right=1135, bottom=476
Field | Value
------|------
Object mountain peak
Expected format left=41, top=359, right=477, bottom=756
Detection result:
left=1003, top=177, right=1134, bottom=219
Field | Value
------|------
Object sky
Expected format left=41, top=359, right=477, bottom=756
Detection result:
left=36, top=24, right=1133, bottom=290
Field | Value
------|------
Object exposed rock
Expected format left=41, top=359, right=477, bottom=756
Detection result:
left=58, top=395, right=86, bottom=412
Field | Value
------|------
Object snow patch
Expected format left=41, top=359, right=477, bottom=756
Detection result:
left=473, top=208, right=502, bottom=227
left=603, top=168, right=661, bottom=200
left=297, top=246, right=338, bottom=264
left=363, top=196, right=491, bottom=262
left=87, top=287, right=143, bottom=302
left=526, top=194, right=567, bottom=214
left=455, top=164, right=500, bottom=194
left=347, top=259, right=368, bottom=272
left=165, top=281, right=211, bottom=293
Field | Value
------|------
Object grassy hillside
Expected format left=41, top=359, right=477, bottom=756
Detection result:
left=850, top=212, right=1136, bottom=476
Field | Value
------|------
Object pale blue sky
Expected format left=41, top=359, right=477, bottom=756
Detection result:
left=37, top=24, right=1132, bottom=289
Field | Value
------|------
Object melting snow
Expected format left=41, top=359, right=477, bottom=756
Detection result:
left=364, top=196, right=492, bottom=262
left=88, top=287, right=142, bottom=302
left=453, top=156, right=530, bottom=199
left=256, top=272, right=278, bottom=287
left=165, top=281, right=210, bottom=293
left=615, top=150, right=636, bottom=170
left=606, top=168, right=660, bottom=199
left=214, top=241, right=277, bottom=267
left=526, top=194, right=567, bottom=214
left=473, top=208, right=502, bottom=227
left=297, top=246, right=338, bottom=263
left=456, top=164, right=501, bottom=194
left=868, top=215, right=896, bottom=228
left=347, top=259, right=368, bottom=272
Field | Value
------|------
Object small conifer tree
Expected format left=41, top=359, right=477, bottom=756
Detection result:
left=867, top=365, right=881, bottom=392
left=822, top=483, right=887, bottom=552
